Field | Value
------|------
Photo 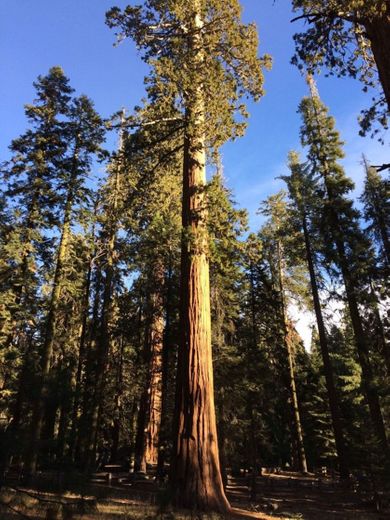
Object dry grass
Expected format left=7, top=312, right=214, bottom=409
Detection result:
left=0, top=487, right=282, bottom=520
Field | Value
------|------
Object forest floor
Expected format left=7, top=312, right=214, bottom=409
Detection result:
left=0, top=469, right=388, bottom=519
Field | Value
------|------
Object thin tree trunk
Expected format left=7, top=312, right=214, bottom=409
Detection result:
left=57, top=389, right=72, bottom=462
left=83, top=142, right=122, bottom=472
left=144, top=266, right=164, bottom=467
left=133, top=385, right=149, bottom=473
left=157, top=260, right=173, bottom=477
left=77, top=268, right=102, bottom=465
left=308, top=76, right=390, bottom=463
left=83, top=246, right=115, bottom=471
left=302, top=214, right=349, bottom=478
left=218, top=388, right=228, bottom=490
left=24, top=178, right=75, bottom=476
left=276, top=240, right=307, bottom=474
left=111, top=337, right=124, bottom=463
left=69, top=259, right=93, bottom=462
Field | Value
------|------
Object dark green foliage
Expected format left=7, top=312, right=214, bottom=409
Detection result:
left=291, top=0, right=390, bottom=138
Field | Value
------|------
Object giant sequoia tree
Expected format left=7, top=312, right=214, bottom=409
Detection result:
left=106, top=0, right=270, bottom=511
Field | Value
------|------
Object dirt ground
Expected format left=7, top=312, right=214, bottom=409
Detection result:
left=0, top=470, right=388, bottom=519
left=227, top=470, right=388, bottom=519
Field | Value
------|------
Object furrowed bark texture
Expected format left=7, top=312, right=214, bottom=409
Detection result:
left=144, top=276, right=164, bottom=466
left=172, top=134, right=230, bottom=511
left=170, top=2, right=230, bottom=512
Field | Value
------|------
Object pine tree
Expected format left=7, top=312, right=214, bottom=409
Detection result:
left=298, top=75, right=389, bottom=465
left=284, top=151, right=349, bottom=478
left=0, top=67, right=73, bottom=353
left=261, top=192, right=308, bottom=473
left=106, top=0, right=269, bottom=511
left=361, top=158, right=390, bottom=269
left=24, top=91, right=106, bottom=476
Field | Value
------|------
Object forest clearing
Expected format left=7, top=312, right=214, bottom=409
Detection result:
left=0, top=1, right=389, bottom=519
left=1, top=467, right=388, bottom=519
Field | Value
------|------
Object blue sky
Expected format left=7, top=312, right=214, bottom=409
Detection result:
left=1, top=0, right=388, bottom=232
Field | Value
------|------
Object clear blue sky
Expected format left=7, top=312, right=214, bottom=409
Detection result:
left=1, top=0, right=388, bottom=230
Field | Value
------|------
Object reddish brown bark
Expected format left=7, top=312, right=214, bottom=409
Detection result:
left=170, top=2, right=229, bottom=512
left=170, top=130, right=230, bottom=512
left=144, top=292, right=164, bottom=466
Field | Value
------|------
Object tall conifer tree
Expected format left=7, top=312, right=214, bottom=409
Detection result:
left=284, top=151, right=349, bottom=478
left=106, top=0, right=269, bottom=510
left=298, top=76, right=389, bottom=464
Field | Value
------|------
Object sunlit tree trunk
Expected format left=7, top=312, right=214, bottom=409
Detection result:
left=170, top=6, right=230, bottom=509
left=276, top=239, right=307, bottom=474
left=134, top=267, right=165, bottom=471
left=144, top=274, right=164, bottom=466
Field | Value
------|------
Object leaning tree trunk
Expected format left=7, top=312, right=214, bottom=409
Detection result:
left=302, top=214, right=349, bottom=479
left=170, top=6, right=229, bottom=511
left=364, top=4, right=390, bottom=112
left=276, top=240, right=307, bottom=474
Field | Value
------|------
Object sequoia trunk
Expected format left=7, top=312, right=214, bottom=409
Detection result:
left=170, top=2, right=229, bottom=512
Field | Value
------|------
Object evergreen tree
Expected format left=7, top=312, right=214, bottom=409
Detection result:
left=284, top=151, right=349, bottom=478
left=0, top=67, right=73, bottom=354
left=106, top=0, right=270, bottom=511
left=261, top=191, right=308, bottom=473
left=24, top=90, right=106, bottom=476
left=361, top=158, right=390, bottom=269
left=298, top=75, right=389, bottom=466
